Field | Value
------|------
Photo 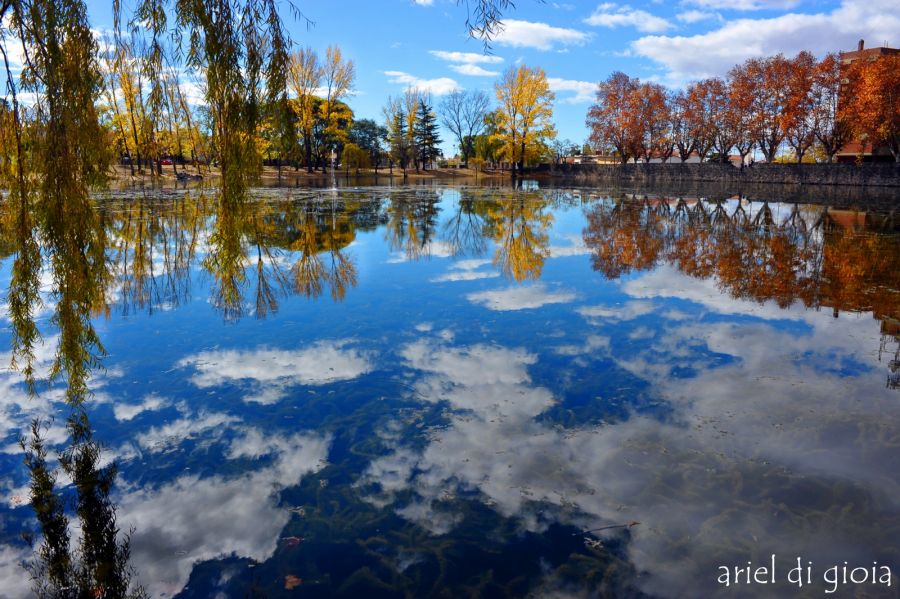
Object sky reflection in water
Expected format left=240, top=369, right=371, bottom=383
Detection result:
left=0, top=186, right=898, bottom=598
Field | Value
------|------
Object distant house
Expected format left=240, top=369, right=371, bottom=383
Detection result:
left=567, top=153, right=617, bottom=165
left=834, top=140, right=895, bottom=164
left=631, top=151, right=702, bottom=164
left=835, top=39, right=900, bottom=164
left=728, top=155, right=753, bottom=168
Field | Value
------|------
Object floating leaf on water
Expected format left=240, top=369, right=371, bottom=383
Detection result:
left=284, top=574, right=303, bottom=589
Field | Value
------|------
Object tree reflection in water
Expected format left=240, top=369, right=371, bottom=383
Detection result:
left=484, top=193, right=553, bottom=282
left=583, top=195, right=900, bottom=388
left=2, top=186, right=376, bottom=595
left=3, top=185, right=900, bottom=595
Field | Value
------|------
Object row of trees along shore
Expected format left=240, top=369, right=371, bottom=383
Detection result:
left=588, top=51, right=900, bottom=164
left=90, top=47, right=900, bottom=175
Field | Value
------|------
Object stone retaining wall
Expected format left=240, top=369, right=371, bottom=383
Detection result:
left=537, top=163, right=900, bottom=187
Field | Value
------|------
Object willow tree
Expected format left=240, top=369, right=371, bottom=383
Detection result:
left=1, top=0, right=145, bottom=594
left=2, top=0, right=113, bottom=403
left=494, top=64, right=556, bottom=175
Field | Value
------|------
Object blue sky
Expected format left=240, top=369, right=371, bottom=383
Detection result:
left=80, top=0, right=900, bottom=152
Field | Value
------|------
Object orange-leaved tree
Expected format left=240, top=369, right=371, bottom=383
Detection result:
left=842, top=54, right=900, bottom=162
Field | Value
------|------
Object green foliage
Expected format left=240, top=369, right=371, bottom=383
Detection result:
left=341, top=142, right=369, bottom=173
left=349, top=118, right=388, bottom=168
left=388, top=106, right=409, bottom=170
left=414, top=100, right=442, bottom=169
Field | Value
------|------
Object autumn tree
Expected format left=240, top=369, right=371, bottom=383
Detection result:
left=746, top=55, right=790, bottom=161
left=288, top=47, right=323, bottom=172
left=843, top=54, right=900, bottom=162
left=440, top=89, right=490, bottom=166
left=320, top=45, right=356, bottom=172
left=810, top=53, right=852, bottom=163
left=784, top=51, right=817, bottom=163
left=634, top=82, right=672, bottom=163
left=725, top=65, right=757, bottom=163
left=403, top=89, right=422, bottom=172
left=494, top=64, right=556, bottom=175
left=706, top=77, right=738, bottom=162
left=98, top=33, right=136, bottom=174
left=671, top=79, right=717, bottom=162
left=587, top=71, right=642, bottom=164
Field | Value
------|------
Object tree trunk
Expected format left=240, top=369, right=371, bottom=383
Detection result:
left=519, top=140, right=526, bottom=173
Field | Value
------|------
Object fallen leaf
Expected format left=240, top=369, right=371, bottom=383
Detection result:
left=285, top=575, right=302, bottom=590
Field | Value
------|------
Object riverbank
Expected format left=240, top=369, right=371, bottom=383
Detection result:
left=110, top=164, right=506, bottom=186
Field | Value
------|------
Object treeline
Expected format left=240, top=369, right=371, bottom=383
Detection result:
left=587, top=52, right=900, bottom=164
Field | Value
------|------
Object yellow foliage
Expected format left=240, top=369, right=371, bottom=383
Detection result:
left=493, top=65, right=556, bottom=170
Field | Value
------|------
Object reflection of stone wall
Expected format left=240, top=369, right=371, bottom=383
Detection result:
left=542, top=163, right=900, bottom=188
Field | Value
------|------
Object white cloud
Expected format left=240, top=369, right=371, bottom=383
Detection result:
left=449, top=64, right=501, bottom=77
left=548, top=233, right=592, bottom=256
left=431, top=258, right=499, bottom=282
left=631, top=0, right=900, bottom=85
left=675, top=9, right=718, bottom=23
left=584, top=3, right=673, bottom=32
left=0, top=545, right=31, bottom=597
left=0, top=34, right=25, bottom=71
left=401, top=339, right=538, bottom=388
left=385, top=70, right=461, bottom=96
left=136, top=410, right=238, bottom=452
left=386, top=239, right=456, bottom=263
left=547, top=77, right=597, bottom=104
left=432, top=270, right=500, bottom=282
left=553, top=334, right=611, bottom=356
left=577, top=300, right=656, bottom=321
left=178, top=340, right=373, bottom=391
left=429, top=50, right=504, bottom=64
left=413, top=0, right=434, bottom=5
left=113, top=394, right=171, bottom=421
left=467, top=284, right=576, bottom=311
left=356, top=277, right=900, bottom=597
left=493, top=19, right=591, bottom=51
left=121, top=431, right=331, bottom=597
left=685, top=0, right=799, bottom=9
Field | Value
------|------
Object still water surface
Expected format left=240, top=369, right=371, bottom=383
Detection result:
left=1, top=185, right=898, bottom=597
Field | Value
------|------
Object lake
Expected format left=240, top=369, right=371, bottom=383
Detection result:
left=1, top=184, right=898, bottom=598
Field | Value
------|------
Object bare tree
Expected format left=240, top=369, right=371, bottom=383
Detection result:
left=440, top=89, right=490, bottom=167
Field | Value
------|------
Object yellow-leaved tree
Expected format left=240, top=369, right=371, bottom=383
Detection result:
left=493, top=65, right=556, bottom=175
left=288, top=47, right=324, bottom=173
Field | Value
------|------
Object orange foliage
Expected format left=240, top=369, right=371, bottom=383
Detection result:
left=582, top=198, right=900, bottom=322
left=842, top=54, right=900, bottom=162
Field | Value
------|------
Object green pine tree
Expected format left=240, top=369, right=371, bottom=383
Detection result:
left=414, top=101, right=442, bottom=170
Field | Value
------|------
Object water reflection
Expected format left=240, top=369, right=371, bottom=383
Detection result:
left=1, top=186, right=898, bottom=597
left=583, top=195, right=900, bottom=389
